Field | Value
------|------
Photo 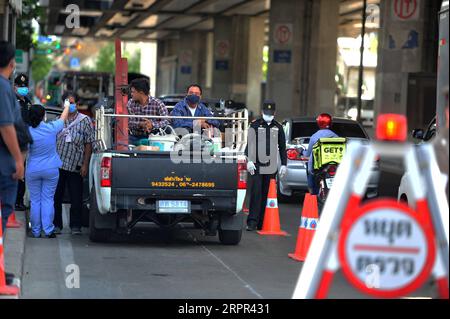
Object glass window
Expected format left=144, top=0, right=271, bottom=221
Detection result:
left=291, top=122, right=367, bottom=141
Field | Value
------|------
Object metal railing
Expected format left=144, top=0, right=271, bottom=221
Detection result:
left=94, top=106, right=249, bottom=153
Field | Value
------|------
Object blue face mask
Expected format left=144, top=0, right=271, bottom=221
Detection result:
left=69, top=104, right=77, bottom=113
left=17, top=87, right=29, bottom=97
left=186, top=94, right=200, bottom=105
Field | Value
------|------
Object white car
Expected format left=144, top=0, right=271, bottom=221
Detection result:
left=398, top=118, right=437, bottom=206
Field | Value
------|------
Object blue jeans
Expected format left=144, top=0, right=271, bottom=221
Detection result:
left=26, top=168, right=59, bottom=236
left=0, top=174, right=18, bottom=233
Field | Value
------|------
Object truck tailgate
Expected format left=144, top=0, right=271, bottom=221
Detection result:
left=111, top=154, right=238, bottom=191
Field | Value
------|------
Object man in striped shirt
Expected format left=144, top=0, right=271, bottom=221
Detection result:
left=127, top=78, right=169, bottom=145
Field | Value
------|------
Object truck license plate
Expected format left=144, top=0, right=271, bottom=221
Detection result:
left=157, top=200, right=190, bottom=214
left=326, top=178, right=334, bottom=189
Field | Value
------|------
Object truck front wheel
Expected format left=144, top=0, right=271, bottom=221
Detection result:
left=218, top=229, right=242, bottom=245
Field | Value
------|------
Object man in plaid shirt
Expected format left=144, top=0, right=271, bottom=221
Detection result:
left=127, top=78, right=169, bottom=145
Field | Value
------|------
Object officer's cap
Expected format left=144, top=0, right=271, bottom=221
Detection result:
left=262, top=100, right=276, bottom=115
left=14, top=73, right=28, bottom=87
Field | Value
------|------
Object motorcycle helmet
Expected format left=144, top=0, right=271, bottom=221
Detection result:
left=316, top=113, right=333, bottom=129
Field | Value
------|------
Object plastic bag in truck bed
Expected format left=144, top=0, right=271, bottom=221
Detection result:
left=174, top=133, right=215, bottom=152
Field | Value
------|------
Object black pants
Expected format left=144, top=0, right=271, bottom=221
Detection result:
left=16, top=179, right=25, bottom=206
left=54, top=169, right=83, bottom=229
left=16, top=160, right=26, bottom=206
left=247, top=173, right=273, bottom=229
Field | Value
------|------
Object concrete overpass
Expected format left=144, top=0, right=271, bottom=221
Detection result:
left=1, top=0, right=443, bottom=130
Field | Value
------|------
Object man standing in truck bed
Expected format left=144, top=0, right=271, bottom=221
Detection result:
left=127, top=78, right=169, bottom=145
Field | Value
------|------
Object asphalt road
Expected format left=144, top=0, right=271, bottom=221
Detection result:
left=21, top=192, right=437, bottom=299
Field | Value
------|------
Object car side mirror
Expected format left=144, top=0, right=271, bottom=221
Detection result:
left=412, top=129, right=424, bottom=140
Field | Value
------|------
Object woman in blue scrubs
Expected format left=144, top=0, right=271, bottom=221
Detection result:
left=26, top=102, right=69, bottom=238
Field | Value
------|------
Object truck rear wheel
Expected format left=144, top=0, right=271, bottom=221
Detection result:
left=218, top=229, right=242, bottom=245
left=89, top=189, right=114, bottom=243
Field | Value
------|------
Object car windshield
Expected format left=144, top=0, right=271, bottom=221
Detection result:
left=291, top=122, right=367, bottom=141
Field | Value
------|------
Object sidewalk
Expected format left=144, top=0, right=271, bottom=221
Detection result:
left=1, top=211, right=27, bottom=299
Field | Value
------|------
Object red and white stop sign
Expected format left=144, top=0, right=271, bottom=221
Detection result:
left=338, top=199, right=436, bottom=298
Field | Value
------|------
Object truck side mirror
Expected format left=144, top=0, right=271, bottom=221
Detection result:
left=412, top=129, right=424, bottom=140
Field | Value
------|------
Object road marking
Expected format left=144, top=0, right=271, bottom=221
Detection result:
left=183, top=228, right=264, bottom=299
left=57, top=204, right=77, bottom=297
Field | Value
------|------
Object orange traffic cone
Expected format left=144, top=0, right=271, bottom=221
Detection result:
left=288, top=193, right=319, bottom=262
left=257, top=179, right=288, bottom=236
left=0, top=204, right=20, bottom=296
left=6, top=211, right=22, bottom=228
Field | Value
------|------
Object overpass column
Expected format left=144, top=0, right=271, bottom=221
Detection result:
left=375, top=0, right=439, bottom=130
left=212, top=16, right=248, bottom=102
left=175, top=31, right=208, bottom=93
left=211, top=16, right=265, bottom=110
left=267, top=0, right=339, bottom=120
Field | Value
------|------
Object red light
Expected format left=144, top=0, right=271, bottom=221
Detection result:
left=237, top=160, right=247, bottom=189
left=327, top=165, right=337, bottom=176
left=287, top=148, right=308, bottom=161
left=287, top=149, right=299, bottom=160
left=376, top=114, right=407, bottom=142
left=101, top=157, right=112, bottom=187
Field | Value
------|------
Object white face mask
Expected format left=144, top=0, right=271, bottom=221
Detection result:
left=262, top=114, right=274, bottom=123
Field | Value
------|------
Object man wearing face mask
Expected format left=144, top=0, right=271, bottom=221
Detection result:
left=14, top=73, right=32, bottom=211
left=245, top=101, right=287, bottom=231
left=171, top=84, right=220, bottom=133
left=14, top=74, right=32, bottom=126
left=0, top=41, right=25, bottom=286
left=53, top=92, right=95, bottom=235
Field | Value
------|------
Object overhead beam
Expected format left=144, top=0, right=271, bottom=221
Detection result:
left=87, top=0, right=129, bottom=37
left=114, top=0, right=179, bottom=37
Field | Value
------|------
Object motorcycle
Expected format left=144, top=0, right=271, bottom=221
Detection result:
left=315, top=161, right=339, bottom=211
left=311, top=137, right=347, bottom=212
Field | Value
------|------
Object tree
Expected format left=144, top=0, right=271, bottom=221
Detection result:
left=93, top=43, right=141, bottom=73
left=126, top=49, right=141, bottom=73
left=16, top=0, right=43, bottom=51
left=94, top=43, right=116, bottom=73
left=31, top=52, right=53, bottom=83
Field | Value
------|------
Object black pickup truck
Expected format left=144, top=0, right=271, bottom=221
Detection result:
left=88, top=108, right=249, bottom=245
